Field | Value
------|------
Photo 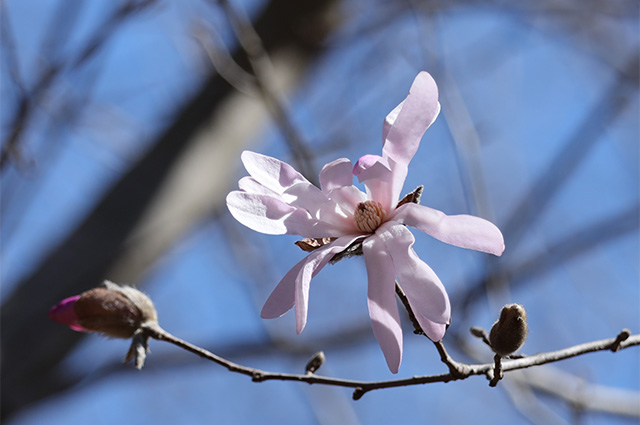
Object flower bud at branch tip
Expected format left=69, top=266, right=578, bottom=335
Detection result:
left=49, top=280, right=158, bottom=339
left=489, top=304, right=528, bottom=357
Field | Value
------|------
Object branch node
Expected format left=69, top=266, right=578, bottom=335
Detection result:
left=352, top=387, right=366, bottom=400
left=305, top=351, right=326, bottom=374
left=433, top=340, right=468, bottom=378
left=610, top=329, right=631, bottom=352
left=251, top=372, right=264, bottom=382
left=489, top=354, right=503, bottom=387
left=470, top=326, right=491, bottom=347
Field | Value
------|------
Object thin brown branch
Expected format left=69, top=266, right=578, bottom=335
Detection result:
left=141, top=321, right=639, bottom=400
left=394, top=283, right=423, bottom=335
left=489, top=354, right=503, bottom=387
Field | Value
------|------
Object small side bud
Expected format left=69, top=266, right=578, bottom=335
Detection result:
left=305, top=351, right=326, bottom=374
left=470, top=326, right=487, bottom=339
left=489, top=304, right=528, bottom=357
left=49, top=280, right=158, bottom=339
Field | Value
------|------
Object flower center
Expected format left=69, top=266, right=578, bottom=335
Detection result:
left=354, top=201, right=386, bottom=233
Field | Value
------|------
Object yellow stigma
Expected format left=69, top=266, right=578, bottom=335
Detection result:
left=354, top=201, right=386, bottom=233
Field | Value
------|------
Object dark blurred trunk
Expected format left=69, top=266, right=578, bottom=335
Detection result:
left=1, top=0, right=335, bottom=420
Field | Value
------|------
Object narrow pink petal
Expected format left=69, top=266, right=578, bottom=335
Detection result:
left=261, top=235, right=362, bottom=331
left=382, top=101, right=403, bottom=143
left=282, top=181, right=329, bottom=216
left=261, top=259, right=305, bottom=319
left=378, top=223, right=450, bottom=326
left=326, top=185, right=367, bottom=214
left=69, top=323, right=90, bottom=332
left=319, top=158, right=353, bottom=192
left=382, top=72, right=440, bottom=167
left=241, top=151, right=308, bottom=194
left=353, top=155, right=391, bottom=183
left=392, top=203, right=505, bottom=256
left=227, top=191, right=339, bottom=237
left=415, top=318, right=447, bottom=342
left=227, top=191, right=301, bottom=235
left=48, top=295, right=81, bottom=326
left=353, top=154, right=394, bottom=212
left=294, top=235, right=362, bottom=334
left=238, top=176, right=281, bottom=197
left=317, top=186, right=367, bottom=234
left=363, top=234, right=403, bottom=373
left=317, top=201, right=356, bottom=234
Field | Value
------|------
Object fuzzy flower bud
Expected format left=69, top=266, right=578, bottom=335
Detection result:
left=49, top=281, right=157, bottom=339
left=489, top=303, right=528, bottom=357
left=305, top=351, right=326, bottom=374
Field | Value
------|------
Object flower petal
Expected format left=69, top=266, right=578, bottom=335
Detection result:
left=238, top=176, right=281, bottom=197
left=382, top=71, right=440, bottom=167
left=378, top=223, right=450, bottom=330
left=282, top=181, right=329, bottom=216
left=392, top=203, right=505, bottom=256
left=260, top=235, right=362, bottom=333
left=363, top=234, right=403, bottom=373
left=353, top=154, right=394, bottom=212
left=416, top=319, right=447, bottom=342
left=48, top=295, right=80, bottom=326
left=319, top=158, right=353, bottom=192
left=260, top=259, right=305, bottom=319
left=382, top=101, right=403, bottom=143
left=241, top=151, right=308, bottom=194
left=294, top=235, right=362, bottom=334
left=227, top=191, right=332, bottom=237
left=326, top=185, right=367, bottom=214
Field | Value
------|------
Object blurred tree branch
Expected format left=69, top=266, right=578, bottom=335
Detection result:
left=0, top=0, right=158, bottom=171
left=0, top=0, right=336, bottom=420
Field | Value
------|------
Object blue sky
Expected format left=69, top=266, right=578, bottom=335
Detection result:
left=3, top=0, right=639, bottom=424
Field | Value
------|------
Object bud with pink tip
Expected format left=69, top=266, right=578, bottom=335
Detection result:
left=49, top=281, right=157, bottom=339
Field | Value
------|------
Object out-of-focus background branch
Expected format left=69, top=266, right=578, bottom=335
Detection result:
left=1, top=0, right=638, bottom=424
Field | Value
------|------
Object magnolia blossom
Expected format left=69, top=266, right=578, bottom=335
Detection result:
left=226, top=71, right=504, bottom=373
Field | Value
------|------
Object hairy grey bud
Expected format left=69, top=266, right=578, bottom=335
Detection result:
left=489, top=304, right=528, bottom=357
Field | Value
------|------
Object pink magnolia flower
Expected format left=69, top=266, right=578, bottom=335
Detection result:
left=226, top=71, right=504, bottom=373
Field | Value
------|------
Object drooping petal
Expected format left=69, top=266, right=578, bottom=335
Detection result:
left=363, top=234, right=403, bottom=373
left=392, top=203, right=505, bottom=256
left=260, top=258, right=305, bottom=319
left=241, top=151, right=308, bottom=194
left=378, top=223, right=450, bottom=329
left=319, top=158, right=353, bottom=192
left=294, top=234, right=362, bottom=334
left=382, top=72, right=440, bottom=167
left=260, top=235, right=362, bottom=333
left=415, top=319, right=447, bottom=342
left=227, top=191, right=333, bottom=237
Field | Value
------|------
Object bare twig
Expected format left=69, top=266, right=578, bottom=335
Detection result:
left=489, top=354, right=503, bottom=387
left=141, top=321, right=639, bottom=400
